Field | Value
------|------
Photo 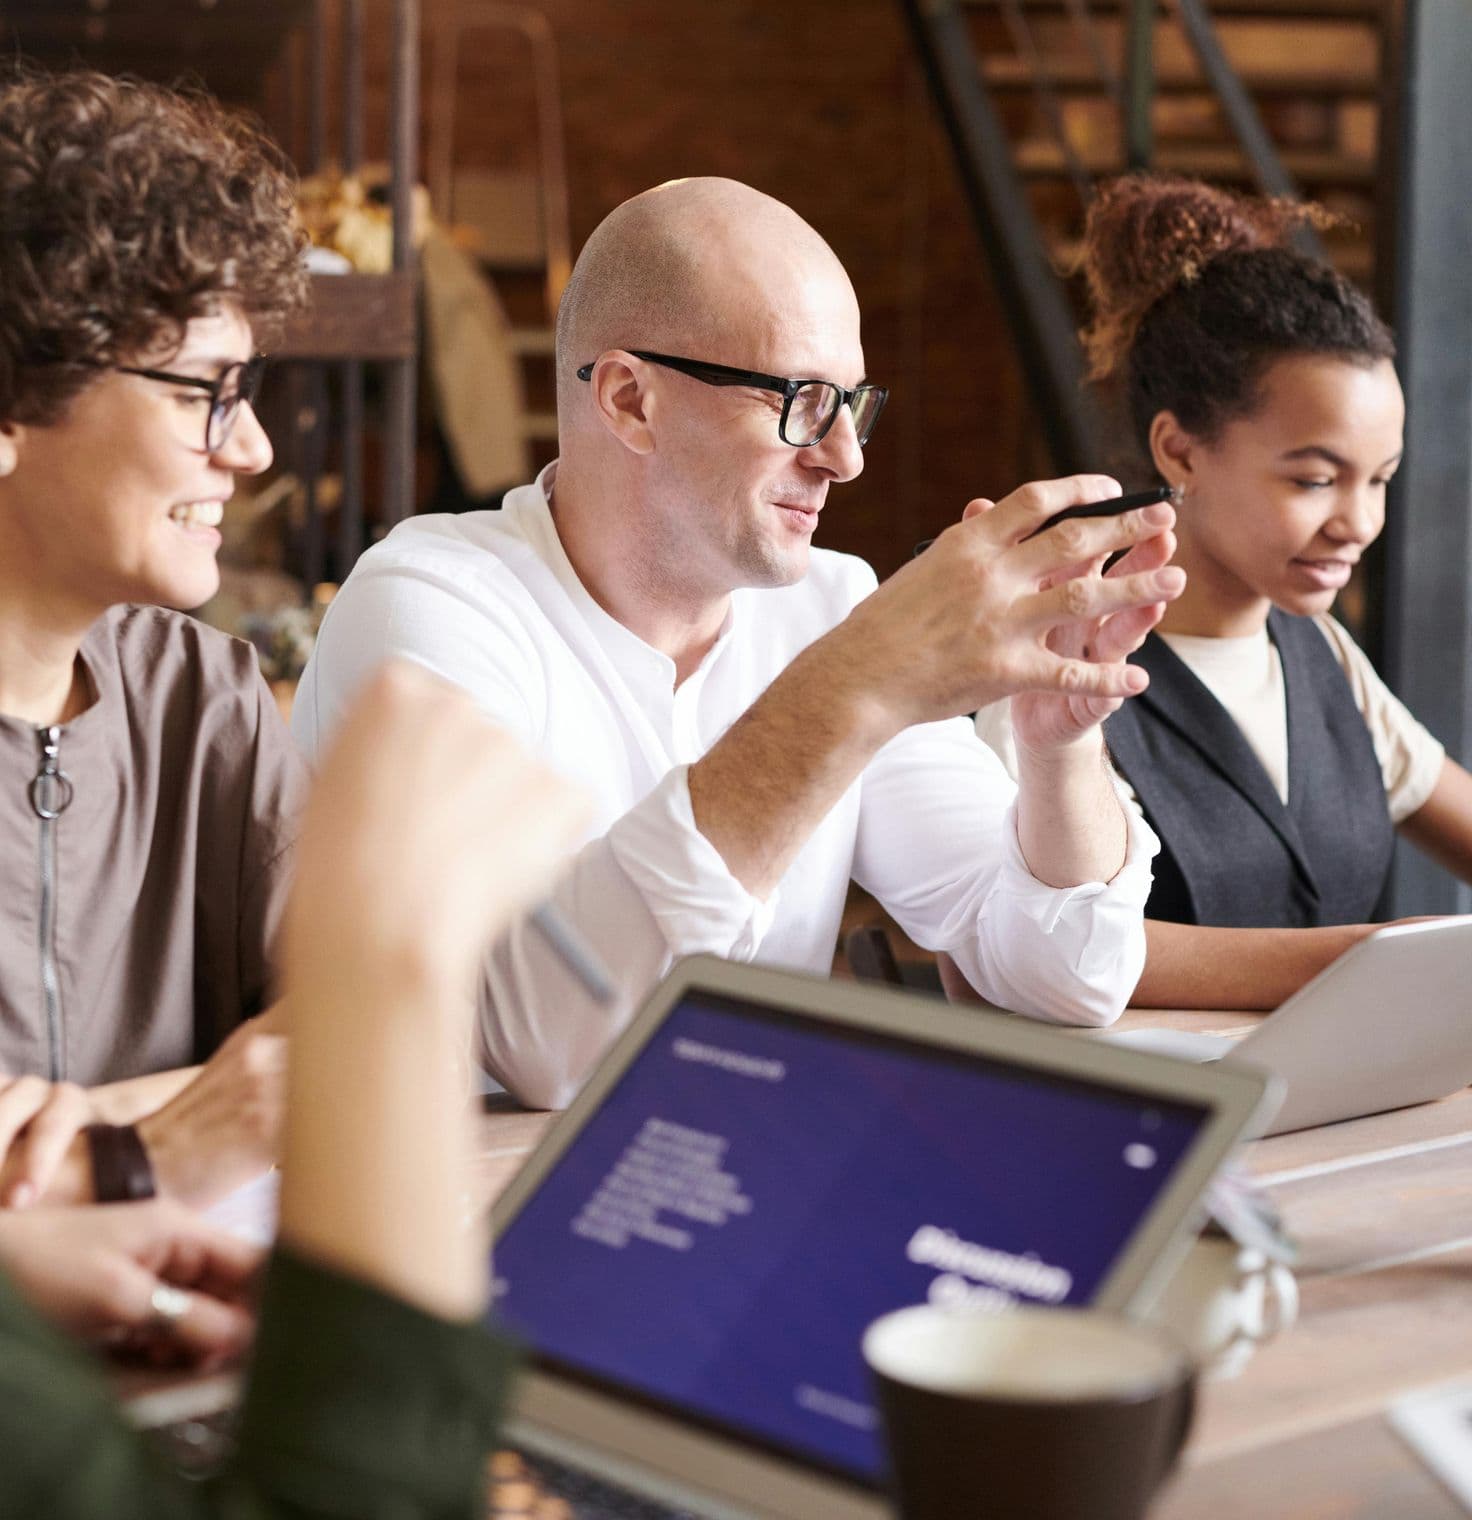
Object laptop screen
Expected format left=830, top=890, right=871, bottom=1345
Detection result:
left=491, top=989, right=1211, bottom=1488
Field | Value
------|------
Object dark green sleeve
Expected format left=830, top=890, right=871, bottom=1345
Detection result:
left=0, top=1246, right=516, bottom=1520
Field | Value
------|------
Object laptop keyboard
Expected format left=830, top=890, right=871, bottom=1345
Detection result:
left=144, top=1418, right=705, bottom=1517
left=503, top=1448, right=704, bottom=1519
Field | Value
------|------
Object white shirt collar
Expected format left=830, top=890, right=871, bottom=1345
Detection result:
left=515, top=460, right=738, bottom=699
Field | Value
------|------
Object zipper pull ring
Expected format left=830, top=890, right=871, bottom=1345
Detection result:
left=29, top=725, right=74, bottom=820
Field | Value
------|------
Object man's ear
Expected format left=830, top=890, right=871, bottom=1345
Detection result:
left=1147, top=410, right=1196, bottom=492
left=0, top=423, right=21, bottom=479
left=588, top=352, right=656, bottom=457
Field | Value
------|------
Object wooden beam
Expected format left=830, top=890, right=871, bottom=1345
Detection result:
left=1376, top=0, right=1472, bottom=916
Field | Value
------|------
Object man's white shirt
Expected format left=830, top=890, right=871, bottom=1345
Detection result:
left=293, top=465, right=1158, bottom=1107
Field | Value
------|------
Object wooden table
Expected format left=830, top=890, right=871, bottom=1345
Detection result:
left=475, top=1007, right=1472, bottom=1519
left=1129, top=1009, right=1472, bottom=1519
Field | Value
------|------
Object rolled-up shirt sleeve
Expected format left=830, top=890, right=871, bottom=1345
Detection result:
left=296, top=565, right=779, bottom=1110
left=478, top=766, right=777, bottom=1109
left=606, top=765, right=778, bottom=958
left=852, top=715, right=1157, bottom=1027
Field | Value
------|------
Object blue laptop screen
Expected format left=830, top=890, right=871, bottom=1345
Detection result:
left=491, top=991, right=1210, bottom=1487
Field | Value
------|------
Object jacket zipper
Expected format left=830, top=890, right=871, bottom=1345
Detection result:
left=29, top=726, right=73, bottom=1082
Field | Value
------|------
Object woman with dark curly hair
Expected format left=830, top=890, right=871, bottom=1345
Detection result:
left=977, top=175, right=1472, bottom=1009
left=0, top=69, right=311, bottom=1212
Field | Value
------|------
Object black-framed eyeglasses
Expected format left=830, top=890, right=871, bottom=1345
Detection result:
left=115, top=356, right=268, bottom=452
left=576, top=350, right=888, bottom=449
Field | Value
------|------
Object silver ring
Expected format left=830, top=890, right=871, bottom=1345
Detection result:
left=148, top=1283, right=192, bottom=1326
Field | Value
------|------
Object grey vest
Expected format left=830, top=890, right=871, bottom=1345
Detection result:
left=1103, top=612, right=1394, bottom=928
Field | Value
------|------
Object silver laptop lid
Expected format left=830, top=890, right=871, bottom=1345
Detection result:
left=1241, top=916, right=1472, bottom=1133
left=490, top=956, right=1275, bottom=1513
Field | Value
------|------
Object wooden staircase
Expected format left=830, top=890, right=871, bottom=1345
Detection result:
left=957, top=0, right=1389, bottom=287
left=426, top=2, right=571, bottom=491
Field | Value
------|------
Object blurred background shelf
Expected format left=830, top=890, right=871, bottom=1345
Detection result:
left=276, top=273, right=417, bottom=362
left=0, top=0, right=422, bottom=587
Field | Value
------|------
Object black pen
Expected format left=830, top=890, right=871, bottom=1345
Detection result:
left=912, top=483, right=1181, bottom=558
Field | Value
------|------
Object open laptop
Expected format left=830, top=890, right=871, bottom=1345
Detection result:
left=1109, top=918, right=1472, bottom=1135
left=488, top=954, right=1276, bottom=1519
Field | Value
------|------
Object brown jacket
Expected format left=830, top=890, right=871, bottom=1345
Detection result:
left=0, top=606, right=307, bottom=1085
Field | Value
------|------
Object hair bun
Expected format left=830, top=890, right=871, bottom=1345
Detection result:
left=1078, top=174, right=1337, bottom=380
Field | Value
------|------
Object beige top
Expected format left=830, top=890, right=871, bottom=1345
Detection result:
left=975, top=614, right=1445, bottom=824
left=0, top=606, right=307, bottom=1085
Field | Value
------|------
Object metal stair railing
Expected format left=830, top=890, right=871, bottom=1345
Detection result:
left=998, top=0, right=1096, bottom=204
left=1169, top=0, right=1326, bottom=257
left=901, top=0, right=1345, bottom=472
left=899, top=0, right=1104, bottom=472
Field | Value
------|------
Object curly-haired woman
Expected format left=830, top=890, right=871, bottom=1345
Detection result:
left=0, top=69, right=310, bottom=1210
left=975, top=175, right=1472, bottom=1009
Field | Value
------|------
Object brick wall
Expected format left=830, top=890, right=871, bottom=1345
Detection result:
left=350, top=0, right=1047, bottom=578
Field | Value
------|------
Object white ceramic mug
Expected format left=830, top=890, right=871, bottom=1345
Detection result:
left=1147, top=1234, right=1298, bottom=1378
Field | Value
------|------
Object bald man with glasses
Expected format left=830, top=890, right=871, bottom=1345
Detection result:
left=293, top=177, right=1184, bottom=1109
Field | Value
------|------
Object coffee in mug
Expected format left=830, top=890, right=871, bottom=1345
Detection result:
left=863, top=1304, right=1195, bottom=1520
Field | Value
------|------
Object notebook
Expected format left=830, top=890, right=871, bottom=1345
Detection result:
left=489, top=954, right=1277, bottom=1519
left=1109, top=918, right=1472, bottom=1134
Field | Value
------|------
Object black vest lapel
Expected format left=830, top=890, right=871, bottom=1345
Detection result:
left=1105, top=617, right=1394, bottom=928
left=1122, top=633, right=1320, bottom=892
left=1272, top=609, right=1396, bottom=922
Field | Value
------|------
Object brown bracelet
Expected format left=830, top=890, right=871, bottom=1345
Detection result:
left=84, top=1123, right=157, bottom=1204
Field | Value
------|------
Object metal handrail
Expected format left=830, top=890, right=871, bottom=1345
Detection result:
left=900, top=0, right=1102, bottom=471
left=998, top=0, right=1095, bottom=206
left=1063, top=0, right=1121, bottom=102
left=1170, top=0, right=1326, bottom=257
left=1123, top=0, right=1155, bottom=170
left=902, top=0, right=1346, bottom=471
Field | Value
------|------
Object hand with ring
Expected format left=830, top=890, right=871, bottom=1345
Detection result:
left=0, top=1198, right=259, bottom=1366
left=147, top=1282, right=195, bottom=1328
